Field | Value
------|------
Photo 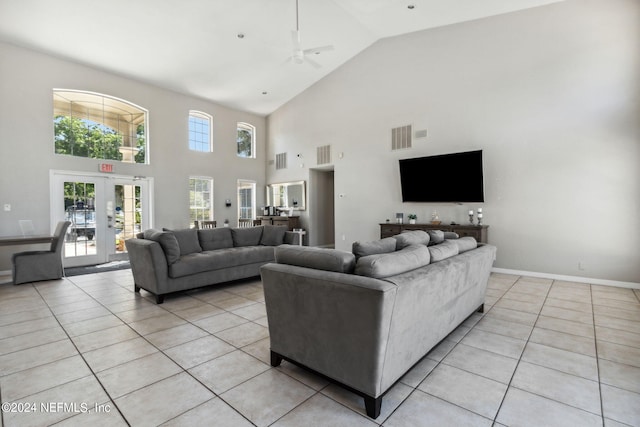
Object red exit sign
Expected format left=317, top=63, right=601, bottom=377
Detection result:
left=99, top=163, right=114, bottom=173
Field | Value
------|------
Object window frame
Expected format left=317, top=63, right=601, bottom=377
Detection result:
left=189, top=111, right=213, bottom=153
left=189, top=176, right=214, bottom=225
left=237, top=179, right=256, bottom=222
left=53, top=89, right=148, bottom=164
left=236, top=122, right=256, bottom=159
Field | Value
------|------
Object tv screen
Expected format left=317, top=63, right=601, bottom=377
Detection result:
left=399, top=150, right=484, bottom=202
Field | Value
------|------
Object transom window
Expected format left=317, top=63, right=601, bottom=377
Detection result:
left=189, top=111, right=212, bottom=152
left=53, top=90, right=147, bottom=164
left=189, top=177, right=213, bottom=225
left=237, top=122, right=255, bottom=158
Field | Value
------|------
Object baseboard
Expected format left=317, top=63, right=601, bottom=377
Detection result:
left=492, top=268, right=640, bottom=290
left=0, top=269, right=10, bottom=276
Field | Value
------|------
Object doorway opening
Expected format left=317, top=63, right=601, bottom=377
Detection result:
left=309, top=168, right=335, bottom=248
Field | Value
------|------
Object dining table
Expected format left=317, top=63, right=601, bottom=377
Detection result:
left=0, top=234, right=54, bottom=246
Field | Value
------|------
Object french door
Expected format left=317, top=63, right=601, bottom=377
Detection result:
left=51, top=171, right=152, bottom=268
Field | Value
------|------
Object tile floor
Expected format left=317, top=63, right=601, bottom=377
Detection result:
left=0, top=271, right=639, bottom=426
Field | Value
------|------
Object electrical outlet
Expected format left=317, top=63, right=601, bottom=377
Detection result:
left=341, top=234, right=346, bottom=241
left=578, top=261, right=585, bottom=271
left=3, top=204, right=10, bottom=212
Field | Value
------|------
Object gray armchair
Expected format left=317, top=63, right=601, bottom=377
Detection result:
left=12, top=221, right=71, bottom=285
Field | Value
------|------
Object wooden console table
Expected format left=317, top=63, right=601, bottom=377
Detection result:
left=257, top=216, right=300, bottom=231
left=380, top=223, right=489, bottom=243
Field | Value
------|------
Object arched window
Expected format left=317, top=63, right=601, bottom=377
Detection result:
left=237, top=122, right=255, bottom=158
left=189, top=111, right=212, bottom=152
left=53, top=90, right=147, bottom=164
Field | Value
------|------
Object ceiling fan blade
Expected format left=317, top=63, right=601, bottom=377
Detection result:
left=303, top=45, right=334, bottom=55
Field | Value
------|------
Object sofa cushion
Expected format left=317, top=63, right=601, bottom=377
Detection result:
left=355, top=244, right=430, bottom=279
left=260, top=225, right=286, bottom=246
left=393, top=230, right=430, bottom=249
left=169, top=246, right=274, bottom=278
left=143, top=229, right=180, bottom=265
left=352, top=237, right=397, bottom=260
left=427, top=230, right=445, bottom=245
left=163, top=228, right=202, bottom=255
left=232, top=226, right=264, bottom=247
left=275, top=245, right=356, bottom=274
left=443, top=231, right=459, bottom=240
left=198, top=228, right=233, bottom=251
left=449, top=236, right=477, bottom=253
left=428, top=240, right=460, bottom=262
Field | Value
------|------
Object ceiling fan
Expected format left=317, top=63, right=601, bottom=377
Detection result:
left=288, top=0, right=334, bottom=68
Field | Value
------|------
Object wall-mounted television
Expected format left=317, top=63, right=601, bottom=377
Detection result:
left=399, top=150, right=484, bottom=203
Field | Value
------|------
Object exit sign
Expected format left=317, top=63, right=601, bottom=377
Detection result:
left=99, top=163, right=114, bottom=173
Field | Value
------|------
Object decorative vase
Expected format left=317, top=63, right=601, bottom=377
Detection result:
left=409, top=219, right=416, bottom=224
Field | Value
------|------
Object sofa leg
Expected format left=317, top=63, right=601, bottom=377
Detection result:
left=134, top=285, right=140, bottom=293
left=477, top=303, right=484, bottom=313
left=364, top=396, right=382, bottom=419
left=155, top=294, right=164, bottom=304
left=270, top=350, right=283, bottom=367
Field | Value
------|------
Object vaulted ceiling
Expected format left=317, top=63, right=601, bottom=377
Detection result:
left=0, top=0, right=563, bottom=116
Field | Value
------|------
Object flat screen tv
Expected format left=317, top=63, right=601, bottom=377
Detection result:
left=399, top=150, right=484, bottom=202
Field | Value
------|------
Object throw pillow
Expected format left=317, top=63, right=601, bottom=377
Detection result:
left=275, top=245, right=356, bottom=273
left=260, top=225, right=287, bottom=246
left=427, top=230, right=445, bottom=245
left=428, top=240, right=459, bottom=262
left=198, top=228, right=233, bottom=251
left=163, top=228, right=202, bottom=255
left=393, top=230, right=430, bottom=249
left=352, top=237, right=397, bottom=260
left=450, top=236, right=477, bottom=253
left=355, top=244, right=430, bottom=279
left=231, top=226, right=264, bottom=247
left=143, top=229, right=180, bottom=264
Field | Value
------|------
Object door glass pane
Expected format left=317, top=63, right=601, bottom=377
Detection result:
left=64, top=181, right=97, bottom=257
left=115, top=184, right=141, bottom=253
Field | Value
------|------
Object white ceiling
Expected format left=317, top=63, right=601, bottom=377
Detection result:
left=0, top=0, right=563, bottom=116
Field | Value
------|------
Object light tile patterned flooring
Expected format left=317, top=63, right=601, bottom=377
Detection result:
left=0, top=271, right=639, bottom=426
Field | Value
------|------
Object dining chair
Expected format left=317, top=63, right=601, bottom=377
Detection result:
left=195, top=220, right=216, bottom=229
left=12, top=221, right=71, bottom=285
left=238, top=219, right=253, bottom=228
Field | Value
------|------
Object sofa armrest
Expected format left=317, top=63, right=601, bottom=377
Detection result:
left=125, top=238, right=170, bottom=295
left=260, top=263, right=397, bottom=398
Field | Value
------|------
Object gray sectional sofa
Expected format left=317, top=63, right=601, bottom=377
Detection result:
left=126, top=225, right=298, bottom=303
left=260, top=230, right=497, bottom=419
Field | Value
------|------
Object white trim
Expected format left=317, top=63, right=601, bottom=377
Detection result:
left=492, top=268, right=640, bottom=290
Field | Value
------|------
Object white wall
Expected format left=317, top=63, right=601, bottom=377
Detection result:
left=267, top=0, right=640, bottom=283
left=0, top=42, right=266, bottom=270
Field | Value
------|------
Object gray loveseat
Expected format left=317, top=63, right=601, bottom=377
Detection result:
left=260, top=230, right=496, bottom=419
left=126, top=225, right=298, bottom=303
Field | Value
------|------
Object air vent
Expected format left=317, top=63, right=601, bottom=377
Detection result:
left=275, top=152, right=287, bottom=170
left=392, top=125, right=412, bottom=150
left=317, top=145, right=331, bottom=165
